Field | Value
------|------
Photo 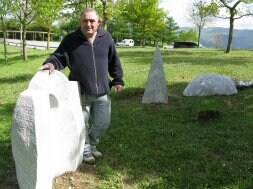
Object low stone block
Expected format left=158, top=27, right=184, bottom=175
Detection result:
left=183, top=73, right=238, bottom=96
left=12, top=70, right=85, bottom=189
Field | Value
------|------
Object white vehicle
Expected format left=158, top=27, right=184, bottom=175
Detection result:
left=116, top=39, right=134, bottom=46
left=163, top=44, right=174, bottom=49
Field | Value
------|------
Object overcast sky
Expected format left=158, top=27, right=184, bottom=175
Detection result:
left=159, top=0, right=253, bottom=30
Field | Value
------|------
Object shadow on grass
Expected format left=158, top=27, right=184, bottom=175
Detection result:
left=0, top=141, right=18, bottom=189
left=26, top=53, right=51, bottom=61
left=0, top=55, right=22, bottom=66
left=119, top=48, right=253, bottom=68
left=2, top=83, right=253, bottom=188
left=164, top=56, right=251, bottom=66
left=118, top=49, right=155, bottom=66
left=161, top=50, right=252, bottom=66
left=112, top=82, right=187, bottom=100
left=0, top=102, right=16, bottom=119
left=0, top=102, right=18, bottom=188
left=0, top=51, right=50, bottom=67
left=0, top=74, right=33, bottom=84
left=89, top=84, right=253, bottom=188
left=0, top=142, right=18, bottom=189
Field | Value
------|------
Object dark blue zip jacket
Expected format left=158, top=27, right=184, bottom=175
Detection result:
left=44, top=28, right=124, bottom=95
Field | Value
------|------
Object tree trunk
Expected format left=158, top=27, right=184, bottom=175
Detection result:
left=142, top=25, right=146, bottom=47
left=225, top=16, right=234, bottom=53
left=47, top=30, right=50, bottom=50
left=1, top=15, right=7, bottom=62
left=3, top=31, right=7, bottom=62
left=22, top=26, right=27, bottom=61
left=198, top=26, right=201, bottom=47
left=91, top=0, right=95, bottom=8
left=101, top=0, right=107, bottom=30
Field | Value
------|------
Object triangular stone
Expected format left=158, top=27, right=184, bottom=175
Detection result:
left=142, top=46, right=168, bottom=104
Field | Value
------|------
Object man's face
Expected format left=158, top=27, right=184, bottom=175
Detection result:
left=80, top=11, right=100, bottom=37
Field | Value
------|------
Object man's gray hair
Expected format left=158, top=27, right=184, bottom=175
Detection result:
left=80, top=8, right=99, bottom=19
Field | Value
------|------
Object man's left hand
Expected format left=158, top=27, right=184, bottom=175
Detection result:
left=114, top=85, right=124, bottom=92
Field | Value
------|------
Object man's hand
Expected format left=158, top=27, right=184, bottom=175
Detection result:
left=38, top=63, right=55, bottom=74
left=114, top=85, right=124, bottom=93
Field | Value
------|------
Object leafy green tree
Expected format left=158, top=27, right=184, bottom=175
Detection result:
left=0, top=0, right=12, bottom=62
left=107, top=15, right=132, bottom=42
left=11, top=0, right=42, bottom=60
left=98, top=0, right=115, bottom=30
left=10, top=0, right=64, bottom=59
left=187, top=0, right=218, bottom=47
left=2, top=18, right=20, bottom=30
left=63, top=0, right=95, bottom=14
left=123, top=0, right=166, bottom=46
left=58, top=0, right=94, bottom=35
left=112, top=1, right=178, bottom=46
left=107, top=0, right=133, bottom=42
left=145, top=30, right=160, bottom=46
left=61, top=0, right=115, bottom=30
left=161, top=16, right=179, bottom=46
left=178, top=29, right=198, bottom=42
left=58, top=19, right=79, bottom=35
left=35, top=0, right=64, bottom=50
left=144, top=16, right=178, bottom=47
left=214, top=0, right=253, bottom=53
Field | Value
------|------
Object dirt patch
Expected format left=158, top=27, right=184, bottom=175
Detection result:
left=196, top=110, right=222, bottom=122
left=53, top=162, right=98, bottom=189
left=1, top=162, right=98, bottom=189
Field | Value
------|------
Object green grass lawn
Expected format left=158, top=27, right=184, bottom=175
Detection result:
left=0, top=45, right=253, bottom=189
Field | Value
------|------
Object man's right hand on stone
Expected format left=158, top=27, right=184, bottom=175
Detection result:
left=38, top=63, right=55, bottom=74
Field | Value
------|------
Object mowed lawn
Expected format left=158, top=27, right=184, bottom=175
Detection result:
left=0, top=45, right=253, bottom=189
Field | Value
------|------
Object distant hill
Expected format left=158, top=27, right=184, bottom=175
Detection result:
left=180, top=27, right=253, bottom=49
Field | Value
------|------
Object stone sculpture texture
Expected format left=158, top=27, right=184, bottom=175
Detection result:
left=12, top=70, right=85, bottom=189
left=183, top=73, right=238, bottom=96
left=142, top=46, right=168, bottom=104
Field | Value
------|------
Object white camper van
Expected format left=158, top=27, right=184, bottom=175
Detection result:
left=116, top=39, right=134, bottom=46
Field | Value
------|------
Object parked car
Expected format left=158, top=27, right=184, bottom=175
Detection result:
left=163, top=44, right=174, bottom=49
left=116, top=39, right=134, bottom=46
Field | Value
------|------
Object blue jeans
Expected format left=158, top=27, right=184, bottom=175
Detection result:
left=81, top=94, right=111, bottom=155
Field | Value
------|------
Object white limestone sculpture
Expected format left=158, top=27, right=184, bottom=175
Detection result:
left=11, top=70, right=85, bottom=189
left=142, top=46, right=168, bottom=104
left=183, top=73, right=238, bottom=96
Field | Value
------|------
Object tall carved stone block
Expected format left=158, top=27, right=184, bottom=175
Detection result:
left=12, top=70, right=85, bottom=189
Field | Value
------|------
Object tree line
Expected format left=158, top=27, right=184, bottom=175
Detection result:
left=0, top=0, right=252, bottom=61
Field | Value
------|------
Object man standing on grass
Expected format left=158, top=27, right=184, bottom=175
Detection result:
left=39, top=8, right=124, bottom=164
